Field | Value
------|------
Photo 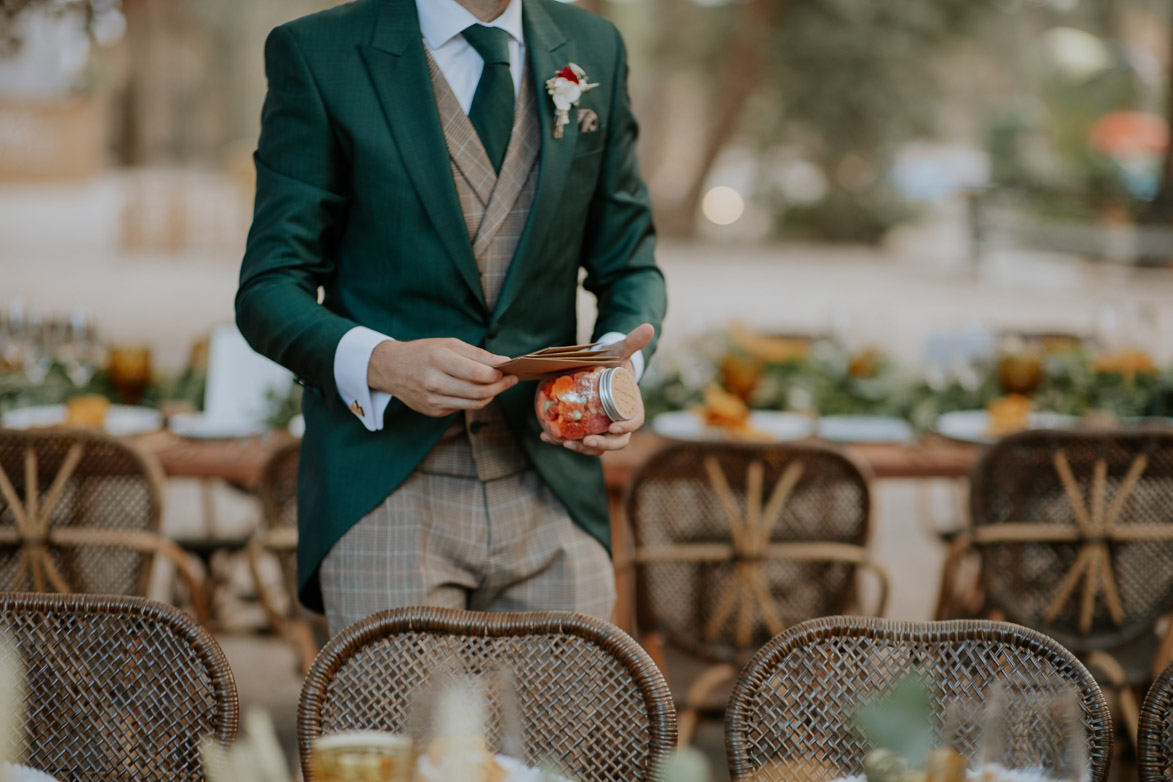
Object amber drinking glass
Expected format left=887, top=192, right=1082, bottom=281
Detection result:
left=720, top=353, right=764, bottom=402
left=310, top=732, right=414, bottom=782
left=107, top=346, right=152, bottom=405
left=997, top=349, right=1043, bottom=396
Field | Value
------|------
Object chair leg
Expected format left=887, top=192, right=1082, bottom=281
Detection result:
left=677, top=663, right=737, bottom=748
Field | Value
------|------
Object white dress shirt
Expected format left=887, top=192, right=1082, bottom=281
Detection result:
left=334, top=0, right=640, bottom=431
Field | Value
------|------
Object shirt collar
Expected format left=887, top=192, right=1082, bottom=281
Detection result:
left=416, top=0, right=525, bottom=51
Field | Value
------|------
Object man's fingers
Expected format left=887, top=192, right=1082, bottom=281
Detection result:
left=449, top=341, right=513, bottom=366
left=615, top=323, right=654, bottom=361
left=436, top=350, right=511, bottom=385
left=428, top=373, right=517, bottom=401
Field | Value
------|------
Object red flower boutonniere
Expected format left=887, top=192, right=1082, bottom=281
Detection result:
left=545, top=63, right=598, bottom=139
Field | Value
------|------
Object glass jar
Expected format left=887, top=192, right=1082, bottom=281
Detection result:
left=535, top=366, right=641, bottom=441
left=310, top=731, right=414, bottom=782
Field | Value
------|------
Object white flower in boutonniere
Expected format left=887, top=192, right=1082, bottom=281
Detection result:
left=545, top=63, right=598, bottom=139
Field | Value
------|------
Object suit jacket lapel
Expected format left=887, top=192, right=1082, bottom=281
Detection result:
left=359, top=0, right=486, bottom=310
left=490, top=0, right=578, bottom=321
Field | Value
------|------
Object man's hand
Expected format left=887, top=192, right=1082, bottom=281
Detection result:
left=539, top=323, right=654, bottom=456
left=368, top=338, right=518, bottom=417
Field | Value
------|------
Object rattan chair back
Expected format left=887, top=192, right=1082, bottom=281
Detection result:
left=966, top=429, right=1173, bottom=651
left=626, top=442, right=874, bottom=660
left=726, top=616, right=1113, bottom=782
left=1140, top=657, right=1173, bottom=781
left=0, top=428, right=164, bottom=595
left=298, top=607, right=677, bottom=781
left=0, top=592, right=238, bottom=781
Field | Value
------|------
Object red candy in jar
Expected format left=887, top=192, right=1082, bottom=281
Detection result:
left=535, top=366, right=641, bottom=442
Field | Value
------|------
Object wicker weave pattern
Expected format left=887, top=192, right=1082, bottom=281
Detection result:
left=726, top=617, right=1113, bottom=782
left=1139, top=657, right=1173, bottom=781
left=298, top=608, right=677, bottom=781
left=967, top=431, right=1173, bottom=651
left=627, top=443, right=872, bottom=659
left=0, top=430, right=163, bottom=594
left=0, top=593, right=238, bottom=781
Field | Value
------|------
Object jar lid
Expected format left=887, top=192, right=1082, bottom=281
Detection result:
left=599, top=367, right=640, bottom=422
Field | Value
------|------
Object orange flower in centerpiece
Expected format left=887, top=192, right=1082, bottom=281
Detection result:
left=1093, top=350, right=1158, bottom=384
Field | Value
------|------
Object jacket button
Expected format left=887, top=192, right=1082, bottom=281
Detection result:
left=469, top=421, right=486, bottom=435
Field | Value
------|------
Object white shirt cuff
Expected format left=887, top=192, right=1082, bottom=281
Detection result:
left=597, top=331, right=644, bottom=382
left=334, top=326, right=394, bottom=431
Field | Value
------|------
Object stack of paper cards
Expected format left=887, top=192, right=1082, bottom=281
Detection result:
left=496, top=342, right=622, bottom=380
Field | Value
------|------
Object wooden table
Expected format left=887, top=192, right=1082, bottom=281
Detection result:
left=134, top=429, right=297, bottom=491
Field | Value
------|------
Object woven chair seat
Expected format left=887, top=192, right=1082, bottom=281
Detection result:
left=0, top=593, right=238, bottom=781
left=726, top=616, right=1113, bottom=782
left=298, top=607, right=676, bottom=782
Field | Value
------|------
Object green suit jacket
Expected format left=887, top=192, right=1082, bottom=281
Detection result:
left=236, top=0, right=666, bottom=611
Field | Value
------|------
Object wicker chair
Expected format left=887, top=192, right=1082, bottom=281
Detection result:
left=1140, top=657, right=1173, bottom=781
left=0, top=429, right=208, bottom=624
left=726, top=616, right=1113, bottom=782
left=245, top=440, right=320, bottom=671
left=936, top=429, right=1173, bottom=743
left=622, top=442, right=887, bottom=745
left=298, top=607, right=677, bottom=781
left=0, top=592, right=238, bottom=781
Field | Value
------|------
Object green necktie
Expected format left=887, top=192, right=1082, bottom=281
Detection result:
left=461, top=24, right=514, bottom=173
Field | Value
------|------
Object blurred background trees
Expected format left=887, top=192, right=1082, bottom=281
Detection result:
left=3, top=0, right=1172, bottom=246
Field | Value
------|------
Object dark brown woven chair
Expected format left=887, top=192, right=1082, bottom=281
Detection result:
left=622, top=442, right=887, bottom=744
left=937, top=429, right=1173, bottom=743
left=1135, top=656, right=1173, bottom=778
left=298, top=607, right=677, bottom=781
left=0, top=429, right=208, bottom=624
left=726, top=616, right=1113, bottom=782
left=245, top=440, right=320, bottom=672
left=1140, top=657, right=1173, bottom=781
left=0, top=592, right=238, bottom=781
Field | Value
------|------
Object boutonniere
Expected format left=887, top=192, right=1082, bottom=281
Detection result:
left=545, top=63, right=598, bottom=139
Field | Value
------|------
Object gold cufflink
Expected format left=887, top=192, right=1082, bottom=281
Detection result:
left=349, top=401, right=365, bottom=418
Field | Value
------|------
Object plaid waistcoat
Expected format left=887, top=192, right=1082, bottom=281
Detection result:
left=417, top=52, right=542, bottom=482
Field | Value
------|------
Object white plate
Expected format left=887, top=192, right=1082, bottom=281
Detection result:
left=817, top=415, right=914, bottom=444
left=1, top=404, right=163, bottom=436
left=651, top=410, right=814, bottom=442
left=934, top=410, right=1080, bottom=445
left=167, top=412, right=269, bottom=440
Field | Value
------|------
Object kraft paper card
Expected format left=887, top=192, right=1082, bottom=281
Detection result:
left=496, top=341, right=622, bottom=380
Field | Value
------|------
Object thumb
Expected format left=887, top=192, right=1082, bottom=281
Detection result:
left=616, top=323, right=655, bottom=361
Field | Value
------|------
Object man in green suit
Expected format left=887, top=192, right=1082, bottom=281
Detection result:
left=237, top=0, right=665, bottom=632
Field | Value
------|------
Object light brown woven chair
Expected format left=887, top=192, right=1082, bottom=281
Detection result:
left=0, top=592, right=238, bottom=781
left=298, top=607, right=677, bottom=781
left=936, top=429, right=1173, bottom=744
left=622, top=441, right=887, bottom=745
left=0, top=429, right=208, bottom=624
left=726, top=616, right=1113, bottom=782
left=245, top=440, right=320, bottom=671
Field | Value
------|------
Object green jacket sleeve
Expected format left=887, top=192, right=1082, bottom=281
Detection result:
left=235, top=25, right=358, bottom=396
left=581, top=27, right=667, bottom=364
